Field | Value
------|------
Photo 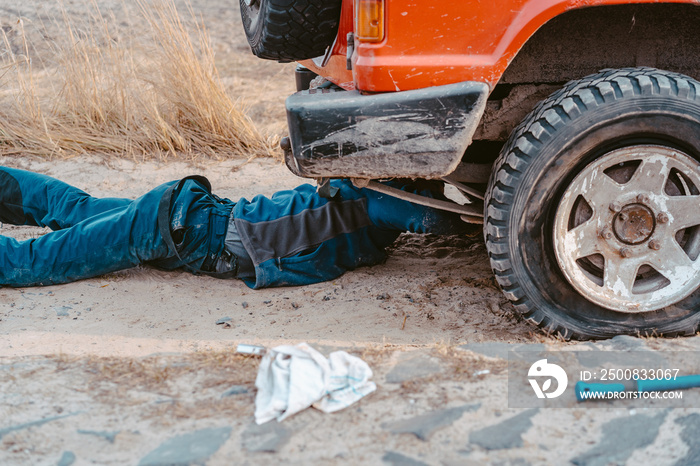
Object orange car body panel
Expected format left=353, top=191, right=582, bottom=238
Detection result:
left=300, top=0, right=700, bottom=93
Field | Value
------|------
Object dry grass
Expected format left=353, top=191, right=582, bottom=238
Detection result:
left=79, top=350, right=260, bottom=391
left=432, top=343, right=507, bottom=378
left=48, top=350, right=261, bottom=421
left=0, top=0, right=276, bottom=160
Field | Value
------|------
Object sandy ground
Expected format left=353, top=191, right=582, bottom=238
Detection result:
left=2, top=1, right=700, bottom=465
left=0, top=154, right=529, bottom=358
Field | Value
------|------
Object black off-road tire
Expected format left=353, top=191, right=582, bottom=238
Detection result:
left=240, top=0, right=342, bottom=61
left=484, top=67, right=700, bottom=339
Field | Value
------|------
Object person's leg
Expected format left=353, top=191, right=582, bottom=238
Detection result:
left=0, top=181, right=172, bottom=287
left=0, top=167, right=130, bottom=230
left=335, top=179, right=474, bottom=236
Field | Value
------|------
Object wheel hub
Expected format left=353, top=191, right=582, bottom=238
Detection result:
left=613, top=203, right=655, bottom=245
left=553, top=145, right=700, bottom=313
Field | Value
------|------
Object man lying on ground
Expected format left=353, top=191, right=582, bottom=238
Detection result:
left=0, top=167, right=472, bottom=288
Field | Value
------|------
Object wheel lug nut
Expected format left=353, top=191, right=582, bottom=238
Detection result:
left=600, top=227, right=613, bottom=240
left=609, top=202, right=621, bottom=213
left=620, top=247, right=632, bottom=258
left=637, top=194, right=650, bottom=204
left=649, top=240, right=661, bottom=250
left=657, top=212, right=669, bottom=224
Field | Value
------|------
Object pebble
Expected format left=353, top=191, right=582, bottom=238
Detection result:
left=53, top=306, right=72, bottom=317
left=221, top=385, right=249, bottom=397
left=57, top=451, right=76, bottom=466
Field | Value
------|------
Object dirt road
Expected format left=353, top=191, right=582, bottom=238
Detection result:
left=2, top=1, right=700, bottom=465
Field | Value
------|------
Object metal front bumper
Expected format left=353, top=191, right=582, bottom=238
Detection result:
left=284, top=81, right=489, bottom=179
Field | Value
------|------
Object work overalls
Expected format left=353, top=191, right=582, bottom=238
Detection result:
left=0, top=167, right=470, bottom=288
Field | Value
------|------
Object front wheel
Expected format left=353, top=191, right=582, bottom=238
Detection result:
left=485, top=67, right=700, bottom=339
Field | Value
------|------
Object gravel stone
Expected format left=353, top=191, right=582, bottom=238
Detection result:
left=469, top=409, right=539, bottom=450
left=77, top=429, right=120, bottom=444
left=57, top=451, right=76, bottom=466
left=383, top=404, right=480, bottom=441
left=138, top=427, right=231, bottom=466
left=221, top=385, right=249, bottom=397
left=382, top=451, right=429, bottom=466
left=241, top=422, right=293, bottom=453
left=571, top=410, right=669, bottom=466
left=385, top=353, right=442, bottom=384
left=675, top=413, right=700, bottom=466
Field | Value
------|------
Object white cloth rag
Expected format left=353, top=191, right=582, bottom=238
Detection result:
left=254, top=342, right=376, bottom=424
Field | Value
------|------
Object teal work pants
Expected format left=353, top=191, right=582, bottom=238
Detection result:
left=0, top=167, right=231, bottom=287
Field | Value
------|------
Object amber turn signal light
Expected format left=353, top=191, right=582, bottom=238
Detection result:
left=355, top=0, right=385, bottom=42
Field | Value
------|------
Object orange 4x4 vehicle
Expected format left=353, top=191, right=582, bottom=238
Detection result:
left=240, top=0, right=700, bottom=339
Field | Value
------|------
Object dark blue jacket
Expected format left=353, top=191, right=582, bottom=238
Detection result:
left=233, top=179, right=466, bottom=288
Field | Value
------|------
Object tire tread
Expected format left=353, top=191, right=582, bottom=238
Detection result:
left=484, top=67, right=700, bottom=339
left=241, top=0, right=342, bottom=61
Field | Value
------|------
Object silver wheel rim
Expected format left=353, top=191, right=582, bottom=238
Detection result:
left=554, top=145, right=700, bottom=313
